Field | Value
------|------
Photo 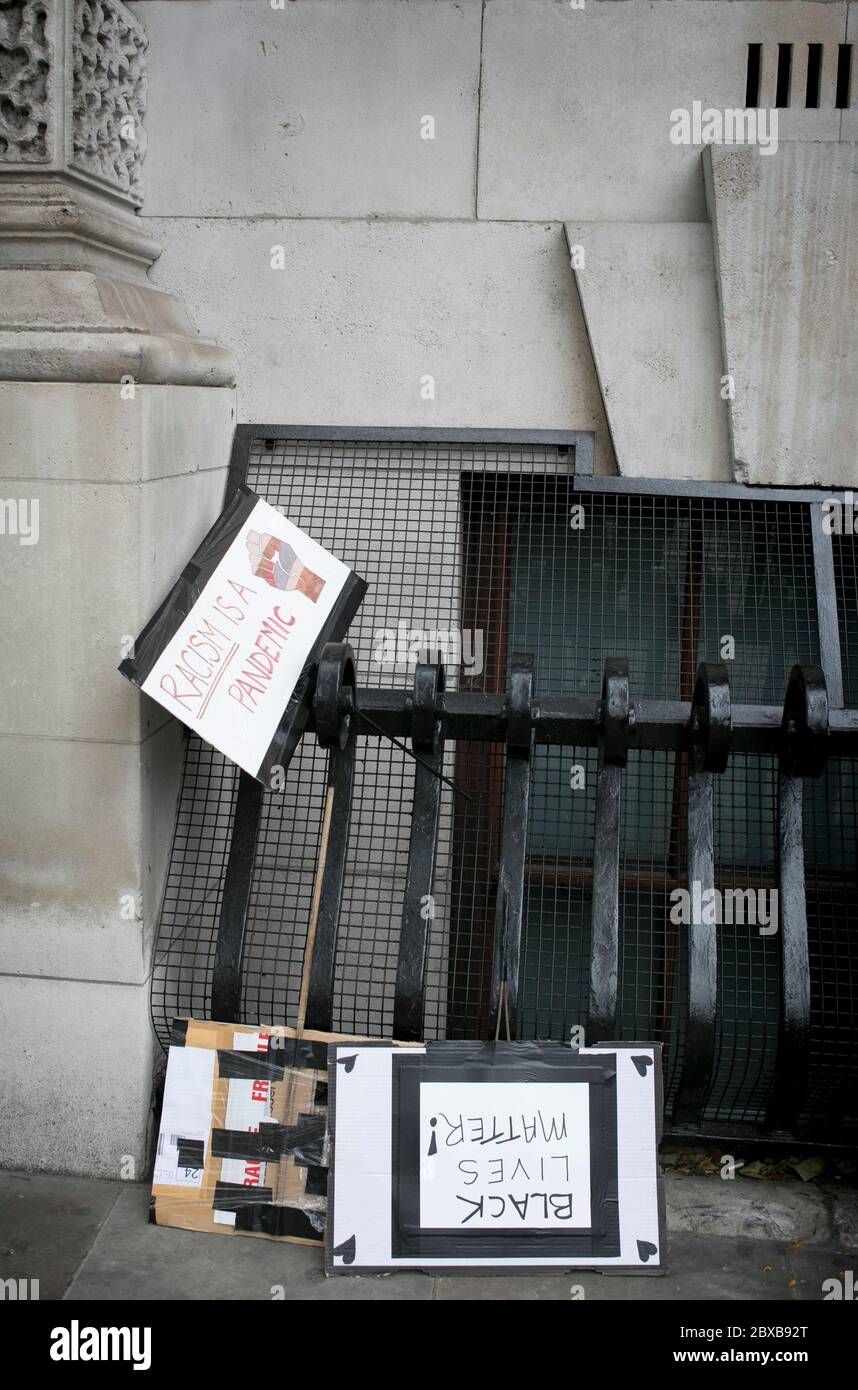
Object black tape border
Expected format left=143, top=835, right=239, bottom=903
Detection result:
left=119, top=486, right=258, bottom=688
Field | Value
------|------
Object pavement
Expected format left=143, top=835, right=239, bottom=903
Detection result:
left=1, top=1168, right=856, bottom=1301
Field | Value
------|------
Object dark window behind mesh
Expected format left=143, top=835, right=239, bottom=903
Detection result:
left=151, top=435, right=854, bottom=1134
left=834, top=532, right=858, bottom=705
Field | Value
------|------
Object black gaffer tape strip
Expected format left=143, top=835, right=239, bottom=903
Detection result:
left=216, top=1037, right=328, bottom=1080
left=213, top=1181, right=274, bottom=1212
left=211, top=1114, right=327, bottom=1167
left=234, top=1202, right=325, bottom=1242
left=289, top=1113, right=327, bottom=1167
left=118, top=487, right=258, bottom=688
left=216, top=1049, right=287, bottom=1082
left=170, top=1019, right=189, bottom=1047
left=176, top=1137, right=205, bottom=1170
left=265, top=1036, right=330, bottom=1071
left=304, top=1165, right=328, bottom=1198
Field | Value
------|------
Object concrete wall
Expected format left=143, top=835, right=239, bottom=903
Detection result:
left=132, top=0, right=858, bottom=482
left=706, top=143, right=858, bottom=486
left=0, top=383, right=235, bottom=1175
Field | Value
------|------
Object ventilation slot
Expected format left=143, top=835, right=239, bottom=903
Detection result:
left=836, top=44, right=853, bottom=110
left=745, top=43, right=762, bottom=108
left=775, top=44, right=793, bottom=109
left=806, top=43, right=823, bottom=109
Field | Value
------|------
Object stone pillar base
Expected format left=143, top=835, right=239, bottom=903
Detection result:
left=0, top=380, right=236, bottom=1177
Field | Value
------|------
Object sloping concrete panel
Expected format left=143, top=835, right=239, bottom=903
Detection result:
left=706, top=144, right=858, bottom=486
left=480, top=0, right=847, bottom=223
left=565, top=223, right=732, bottom=480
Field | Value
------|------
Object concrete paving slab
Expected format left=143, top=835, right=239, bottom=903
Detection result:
left=64, top=1185, right=433, bottom=1302
left=829, top=1185, right=858, bottom=1250
left=665, top=1174, right=832, bottom=1246
left=4, top=1168, right=856, bottom=1301
left=785, top=1241, right=854, bottom=1302
left=435, top=1234, right=796, bottom=1302
left=0, top=1170, right=121, bottom=1301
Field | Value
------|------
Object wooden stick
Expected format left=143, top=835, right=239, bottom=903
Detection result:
left=296, top=783, right=336, bottom=1034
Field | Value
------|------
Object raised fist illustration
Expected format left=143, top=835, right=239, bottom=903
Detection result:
left=245, top=529, right=326, bottom=602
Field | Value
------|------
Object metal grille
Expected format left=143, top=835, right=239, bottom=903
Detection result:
left=150, top=430, right=856, bottom=1145
left=834, top=531, right=858, bottom=705
left=152, top=739, right=237, bottom=1032
left=153, top=437, right=577, bottom=1044
left=804, top=758, right=858, bottom=1129
left=707, top=754, right=780, bottom=1124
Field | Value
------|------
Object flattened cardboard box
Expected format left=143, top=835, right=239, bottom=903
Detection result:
left=152, top=1019, right=366, bottom=1246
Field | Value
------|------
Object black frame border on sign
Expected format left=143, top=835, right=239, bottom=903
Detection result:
left=390, top=1046, right=620, bottom=1260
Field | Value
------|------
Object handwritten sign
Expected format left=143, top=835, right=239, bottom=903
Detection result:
left=418, top=1081, right=592, bottom=1230
left=326, top=1041, right=665, bottom=1273
left=120, top=486, right=366, bottom=782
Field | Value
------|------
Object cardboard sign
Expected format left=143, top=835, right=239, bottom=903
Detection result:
left=152, top=1020, right=366, bottom=1246
left=326, top=1041, right=665, bottom=1273
left=120, top=486, right=366, bottom=782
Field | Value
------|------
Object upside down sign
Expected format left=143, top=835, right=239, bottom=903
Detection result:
left=327, top=1040, right=666, bottom=1274
left=120, top=486, right=366, bottom=782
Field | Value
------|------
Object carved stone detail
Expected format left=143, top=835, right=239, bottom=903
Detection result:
left=71, top=0, right=146, bottom=202
left=0, top=1, right=53, bottom=162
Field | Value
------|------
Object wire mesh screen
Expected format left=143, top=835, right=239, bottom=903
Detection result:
left=707, top=754, right=780, bottom=1124
left=150, top=434, right=853, bottom=1137
left=152, top=740, right=238, bottom=1035
left=152, top=438, right=576, bottom=1046
left=500, top=489, right=819, bottom=1124
left=803, top=758, right=858, bottom=1130
left=834, top=531, right=858, bottom=705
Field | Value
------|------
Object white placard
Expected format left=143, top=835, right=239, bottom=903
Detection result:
left=141, top=499, right=351, bottom=778
left=418, top=1081, right=591, bottom=1230
left=328, top=1043, right=664, bottom=1272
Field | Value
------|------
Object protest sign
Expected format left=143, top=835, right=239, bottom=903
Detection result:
left=326, top=1040, right=665, bottom=1273
left=120, top=486, right=366, bottom=782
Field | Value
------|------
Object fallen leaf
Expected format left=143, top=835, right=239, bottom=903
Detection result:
left=787, top=1156, right=827, bottom=1183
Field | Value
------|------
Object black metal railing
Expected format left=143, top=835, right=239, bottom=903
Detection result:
left=149, top=427, right=858, bottom=1149
left=204, top=645, right=858, bottom=1145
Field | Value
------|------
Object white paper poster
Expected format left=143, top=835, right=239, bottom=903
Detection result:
left=140, top=498, right=352, bottom=778
left=418, top=1081, right=592, bottom=1230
